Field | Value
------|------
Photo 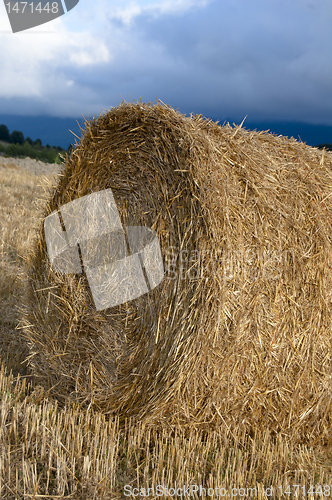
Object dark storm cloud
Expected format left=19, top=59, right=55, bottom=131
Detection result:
left=0, top=0, right=331, bottom=124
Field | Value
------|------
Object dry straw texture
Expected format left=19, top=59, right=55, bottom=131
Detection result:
left=21, top=101, right=332, bottom=446
left=1, top=364, right=330, bottom=499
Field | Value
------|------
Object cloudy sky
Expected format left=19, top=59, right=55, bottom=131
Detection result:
left=0, top=0, right=331, bottom=127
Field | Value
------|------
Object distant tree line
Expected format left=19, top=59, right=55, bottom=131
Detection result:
left=315, top=143, right=332, bottom=152
left=0, top=124, right=74, bottom=164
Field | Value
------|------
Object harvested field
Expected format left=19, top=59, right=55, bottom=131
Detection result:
left=0, top=159, right=60, bottom=382
left=1, top=103, right=332, bottom=497
left=0, top=154, right=62, bottom=176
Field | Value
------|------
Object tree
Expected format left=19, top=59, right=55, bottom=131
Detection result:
left=6, top=143, right=21, bottom=156
left=10, top=130, right=25, bottom=145
left=22, top=141, right=35, bottom=158
left=0, top=124, right=10, bottom=142
left=33, top=138, right=42, bottom=148
left=316, top=143, right=332, bottom=151
left=26, top=137, right=33, bottom=146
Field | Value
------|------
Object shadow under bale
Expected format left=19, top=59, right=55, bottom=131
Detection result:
left=21, top=100, right=332, bottom=445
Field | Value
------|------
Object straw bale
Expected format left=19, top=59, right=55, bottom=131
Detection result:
left=21, top=101, right=332, bottom=444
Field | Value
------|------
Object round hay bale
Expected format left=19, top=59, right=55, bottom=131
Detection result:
left=22, top=101, right=332, bottom=443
